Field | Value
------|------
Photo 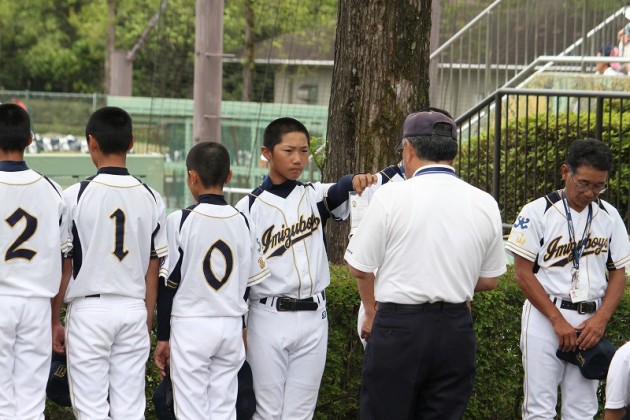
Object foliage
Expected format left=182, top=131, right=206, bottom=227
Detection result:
left=309, top=136, right=326, bottom=171
left=458, top=108, right=630, bottom=225
left=0, top=0, right=337, bottom=98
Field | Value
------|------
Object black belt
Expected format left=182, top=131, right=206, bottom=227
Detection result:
left=558, top=299, right=596, bottom=314
left=378, top=301, right=468, bottom=312
left=260, top=290, right=325, bottom=312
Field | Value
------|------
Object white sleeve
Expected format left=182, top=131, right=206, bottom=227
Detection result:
left=152, top=190, right=169, bottom=261
left=480, top=205, right=508, bottom=277
left=607, top=204, right=630, bottom=269
left=62, top=183, right=80, bottom=257
left=505, top=201, right=543, bottom=262
left=605, top=343, right=630, bottom=409
left=246, top=222, right=270, bottom=287
left=163, top=210, right=182, bottom=285
left=344, top=192, right=387, bottom=273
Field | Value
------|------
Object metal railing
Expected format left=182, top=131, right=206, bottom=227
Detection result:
left=454, top=87, right=630, bottom=229
left=432, top=0, right=630, bottom=117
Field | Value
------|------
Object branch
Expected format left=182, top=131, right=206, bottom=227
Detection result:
left=126, top=0, right=168, bottom=61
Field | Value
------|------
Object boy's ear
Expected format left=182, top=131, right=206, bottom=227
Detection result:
left=188, top=169, right=199, bottom=185
left=224, top=169, right=233, bottom=185
left=261, top=146, right=272, bottom=162
left=128, top=136, right=134, bottom=152
left=88, top=135, right=100, bottom=153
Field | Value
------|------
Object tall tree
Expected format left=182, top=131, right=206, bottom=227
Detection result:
left=324, top=0, right=432, bottom=263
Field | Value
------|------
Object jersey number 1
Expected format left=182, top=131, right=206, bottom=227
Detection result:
left=110, top=209, right=129, bottom=261
left=4, top=208, right=38, bottom=261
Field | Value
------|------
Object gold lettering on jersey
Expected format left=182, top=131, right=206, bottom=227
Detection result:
left=260, top=214, right=321, bottom=257
left=543, top=235, right=609, bottom=266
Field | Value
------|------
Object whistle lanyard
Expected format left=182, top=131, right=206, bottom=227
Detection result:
left=561, top=190, right=592, bottom=271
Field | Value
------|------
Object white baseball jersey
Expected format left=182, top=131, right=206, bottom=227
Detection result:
left=63, top=167, right=168, bottom=301
left=0, top=161, right=69, bottom=297
left=235, top=176, right=352, bottom=300
left=506, top=191, right=630, bottom=300
left=605, top=341, right=630, bottom=410
left=165, top=194, right=270, bottom=318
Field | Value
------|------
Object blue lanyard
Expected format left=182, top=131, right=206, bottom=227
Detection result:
left=561, top=190, right=592, bottom=270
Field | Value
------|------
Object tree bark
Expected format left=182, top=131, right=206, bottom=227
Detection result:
left=324, top=0, right=432, bottom=263
left=105, top=0, right=116, bottom=94
left=241, top=0, right=255, bottom=102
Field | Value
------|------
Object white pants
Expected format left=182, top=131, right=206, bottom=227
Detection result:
left=521, top=298, right=600, bottom=419
left=170, top=316, right=244, bottom=420
left=0, top=296, right=50, bottom=420
left=66, top=295, right=149, bottom=420
left=247, top=295, right=328, bottom=420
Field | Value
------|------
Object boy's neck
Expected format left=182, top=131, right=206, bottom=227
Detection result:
left=94, top=153, right=127, bottom=169
left=0, top=150, right=25, bottom=161
left=196, top=186, right=224, bottom=196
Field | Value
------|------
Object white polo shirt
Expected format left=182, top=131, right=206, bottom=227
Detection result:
left=605, top=341, right=630, bottom=410
left=344, top=165, right=507, bottom=304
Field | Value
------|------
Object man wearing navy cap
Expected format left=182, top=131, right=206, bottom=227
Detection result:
left=345, top=108, right=507, bottom=419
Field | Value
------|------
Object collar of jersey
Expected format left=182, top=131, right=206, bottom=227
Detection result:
left=262, top=176, right=298, bottom=199
left=412, top=164, right=456, bottom=177
left=97, top=166, right=130, bottom=176
left=0, top=160, right=28, bottom=172
left=197, top=193, right=227, bottom=205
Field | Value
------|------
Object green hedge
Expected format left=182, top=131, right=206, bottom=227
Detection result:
left=46, top=264, right=630, bottom=419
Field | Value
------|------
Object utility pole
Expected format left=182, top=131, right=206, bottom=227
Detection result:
left=193, top=0, right=223, bottom=144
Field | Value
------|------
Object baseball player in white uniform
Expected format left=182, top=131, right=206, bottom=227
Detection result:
left=153, top=142, right=269, bottom=420
left=0, top=104, right=70, bottom=420
left=506, top=138, right=630, bottom=419
left=52, top=107, right=168, bottom=419
left=236, top=117, right=375, bottom=419
left=605, top=341, right=630, bottom=420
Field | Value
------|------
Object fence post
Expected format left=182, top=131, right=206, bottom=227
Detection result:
left=493, top=91, right=502, bottom=202
left=595, top=96, right=604, bottom=140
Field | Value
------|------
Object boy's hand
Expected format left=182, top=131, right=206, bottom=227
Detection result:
left=154, top=340, right=171, bottom=378
left=352, top=173, right=378, bottom=195
left=52, top=323, right=66, bottom=354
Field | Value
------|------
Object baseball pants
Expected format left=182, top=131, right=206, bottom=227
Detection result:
left=169, top=316, right=244, bottom=420
left=247, top=294, right=328, bottom=420
left=0, top=296, right=51, bottom=420
left=521, top=298, right=599, bottom=419
left=66, top=294, right=149, bottom=420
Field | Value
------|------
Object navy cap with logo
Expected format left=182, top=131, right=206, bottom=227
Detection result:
left=556, top=336, right=617, bottom=380
left=395, top=110, right=458, bottom=150
left=46, top=352, right=71, bottom=407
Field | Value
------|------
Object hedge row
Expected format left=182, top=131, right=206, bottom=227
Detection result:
left=46, top=264, right=630, bottom=419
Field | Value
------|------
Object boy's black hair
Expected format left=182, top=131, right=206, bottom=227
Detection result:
left=567, top=138, right=612, bottom=173
left=263, top=117, right=310, bottom=151
left=85, top=107, right=133, bottom=155
left=0, top=104, right=31, bottom=152
left=186, top=142, right=230, bottom=188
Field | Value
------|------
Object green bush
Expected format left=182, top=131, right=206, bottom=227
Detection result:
left=46, top=264, right=630, bottom=419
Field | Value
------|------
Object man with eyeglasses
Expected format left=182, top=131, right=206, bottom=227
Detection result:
left=506, top=138, right=630, bottom=419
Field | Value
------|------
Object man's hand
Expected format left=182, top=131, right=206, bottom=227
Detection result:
left=575, top=313, right=608, bottom=350
left=360, top=304, right=376, bottom=341
left=154, top=340, right=170, bottom=378
left=551, top=317, right=578, bottom=352
left=352, top=173, right=378, bottom=195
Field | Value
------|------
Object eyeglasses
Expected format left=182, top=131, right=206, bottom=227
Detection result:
left=569, top=173, right=607, bottom=194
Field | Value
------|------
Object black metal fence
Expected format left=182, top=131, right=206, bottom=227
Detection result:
left=454, top=88, right=630, bottom=230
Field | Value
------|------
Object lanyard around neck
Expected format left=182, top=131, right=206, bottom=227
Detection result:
left=561, top=190, right=593, bottom=270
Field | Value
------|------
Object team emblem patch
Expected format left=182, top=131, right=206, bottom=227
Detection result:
left=258, top=257, right=266, bottom=269
left=513, top=216, right=530, bottom=229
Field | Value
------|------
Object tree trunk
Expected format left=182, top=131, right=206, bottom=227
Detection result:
left=324, top=0, right=432, bottom=263
left=241, top=0, right=255, bottom=102
left=105, top=0, right=116, bottom=94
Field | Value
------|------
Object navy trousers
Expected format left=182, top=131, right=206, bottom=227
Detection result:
left=360, top=303, right=476, bottom=420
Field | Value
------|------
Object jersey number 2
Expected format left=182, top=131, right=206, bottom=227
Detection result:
left=5, top=208, right=38, bottom=261
left=110, top=209, right=129, bottom=261
left=202, top=240, right=234, bottom=291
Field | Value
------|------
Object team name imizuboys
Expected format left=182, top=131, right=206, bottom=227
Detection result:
left=261, top=214, right=321, bottom=257
left=544, top=235, right=609, bottom=266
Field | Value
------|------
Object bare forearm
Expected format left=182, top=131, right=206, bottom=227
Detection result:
left=145, top=258, right=160, bottom=331
left=52, top=258, right=72, bottom=325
